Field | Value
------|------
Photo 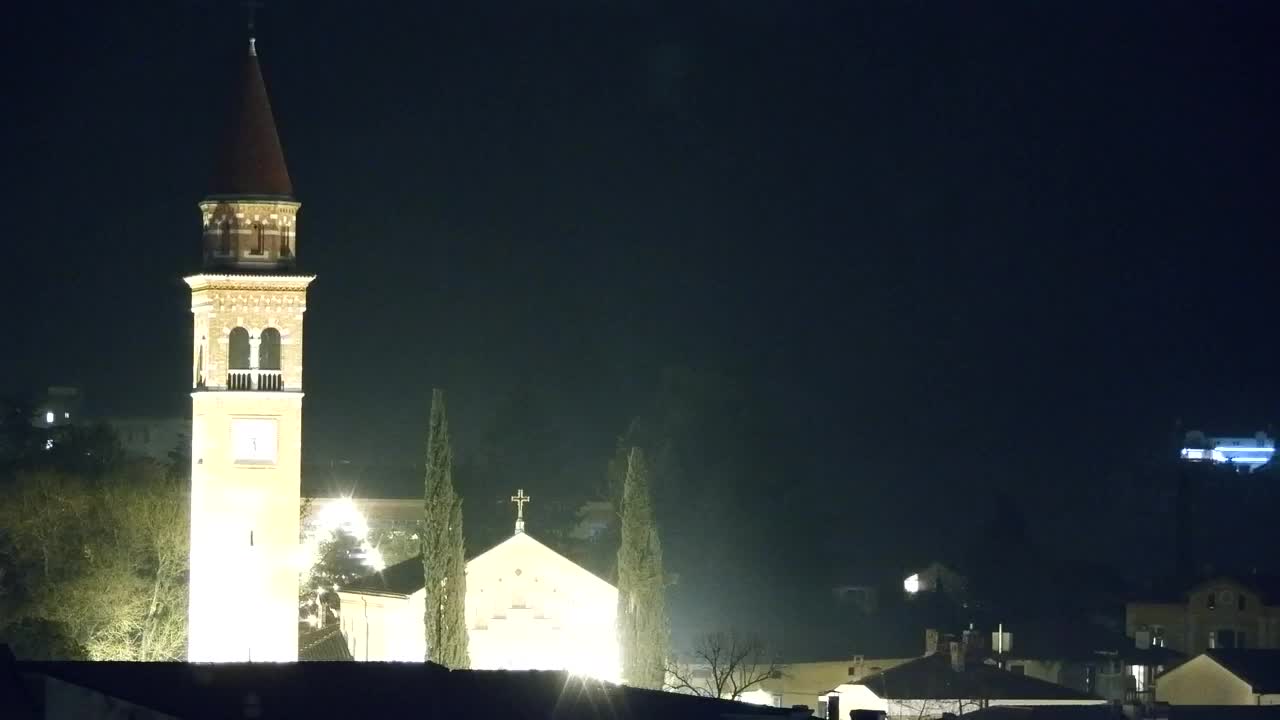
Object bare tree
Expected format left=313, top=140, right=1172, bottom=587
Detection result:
left=0, top=463, right=188, bottom=660
left=666, top=629, right=781, bottom=701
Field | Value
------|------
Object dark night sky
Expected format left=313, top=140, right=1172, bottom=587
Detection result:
left=5, top=1, right=1280, bottom=638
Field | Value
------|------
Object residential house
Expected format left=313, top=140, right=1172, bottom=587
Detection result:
left=989, top=619, right=1181, bottom=708
left=1126, top=576, right=1280, bottom=655
left=1155, top=649, right=1280, bottom=706
left=904, top=562, right=969, bottom=601
left=823, top=645, right=1104, bottom=720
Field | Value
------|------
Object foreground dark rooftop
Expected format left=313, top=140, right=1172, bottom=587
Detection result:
left=9, top=654, right=812, bottom=720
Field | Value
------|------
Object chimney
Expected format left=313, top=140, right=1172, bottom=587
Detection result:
left=962, top=626, right=986, bottom=658
left=1135, top=630, right=1150, bottom=650
left=925, top=629, right=940, bottom=656
left=992, top=629, right=1013, bottom=655
left=949, top=641, right=964, bottom=673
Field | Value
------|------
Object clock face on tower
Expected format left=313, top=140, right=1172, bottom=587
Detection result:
left=231, top=418, right=278, bottom=464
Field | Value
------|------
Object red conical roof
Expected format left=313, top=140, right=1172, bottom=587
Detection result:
left=208, top=38, right=293, bottom=198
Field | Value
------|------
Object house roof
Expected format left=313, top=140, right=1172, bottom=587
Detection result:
left=1137, top=574, right=1280, bottom=606
left=852, top=652, right=1099, bottom=701
left=11, top=660, right=807, bottom=720
left=1204, top=649, right=1280, bottom=694
left=998, top=619, right=1183, bottom=665
left=959, top=706, right=1124, bottom=720
left=340, top=553, right=425, bottom=596
left=208, top=38, right=293, bottom=199
left=298, top=625, right=352, bottom=661
left=1167, top=707, right=1280, bottom=720
left=0, top=647, right=37, bottom=720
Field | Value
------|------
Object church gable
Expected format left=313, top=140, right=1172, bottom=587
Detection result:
left=465, top=532, right=619, bottom=677
left=468, top=532, right=615, bottom=595
left=338, top=531, right=619, bottom=678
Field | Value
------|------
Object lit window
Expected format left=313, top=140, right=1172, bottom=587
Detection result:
left=45, top=438, right=54, bottom=450
left=45, top=411, right=54, bottom=424
left=904, top=573, right=921, bottom=594
left=63, top=411, right=70, bottom=419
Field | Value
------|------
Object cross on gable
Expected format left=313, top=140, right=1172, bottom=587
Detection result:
left=511, top=489, right=531, bottom=534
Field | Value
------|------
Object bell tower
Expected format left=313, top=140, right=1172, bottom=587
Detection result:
left=186, top=33, right=313, bottom=662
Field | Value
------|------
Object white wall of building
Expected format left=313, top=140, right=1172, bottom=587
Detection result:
left=339, top=532, right=619, bottom=681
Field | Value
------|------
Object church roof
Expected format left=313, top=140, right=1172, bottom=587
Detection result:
left=342, top=553, right=425, bottom=596
left=339, top=532, right=615, bottom=597
left=207, top=38, right=293, bottom=199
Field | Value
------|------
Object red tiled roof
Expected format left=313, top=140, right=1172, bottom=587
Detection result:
left=208, top=39, right=293, bottom=198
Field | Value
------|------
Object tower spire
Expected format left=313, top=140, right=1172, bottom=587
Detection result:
left=199, top=6, right=299, bottom=272
left=246, top=0, right=260, bottom=56
left=247, top=0, right=262, bottom=41
left=208, top=4, right=292, bottom=201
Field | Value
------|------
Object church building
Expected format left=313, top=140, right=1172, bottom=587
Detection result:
left=186, top=34, right=313, bottom=662
left=339, top=491, right=621, bottom=681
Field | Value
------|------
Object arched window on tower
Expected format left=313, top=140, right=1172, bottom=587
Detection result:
left=259, top=328, right=282, bottom=390
left=280, top=225, right=292, bottom=257
left=252, top=223, right=265, bottom=255
left=196, top=343, right=205, bottom=389
left=228, top=327, right=251, bottom=390
left=219, top=221, right=232, bottom=255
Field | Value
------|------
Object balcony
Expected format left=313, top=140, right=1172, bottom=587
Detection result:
left=227, top=369, right=283, bottom=391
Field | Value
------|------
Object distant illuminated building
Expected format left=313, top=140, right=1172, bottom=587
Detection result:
left=1180, top=431, right=1274, bottom=472
left=902, top=562, right=968, bottom=601
left=34, top=386, right=81, bottom=428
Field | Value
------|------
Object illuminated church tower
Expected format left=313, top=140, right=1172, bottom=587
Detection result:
left=186, top=35, right=313, bottom=662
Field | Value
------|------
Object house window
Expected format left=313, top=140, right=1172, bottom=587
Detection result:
left=1010, top=664, right=1026, bottom=675
left=1151, top=626, right=1165, bottom=648
left=1207, top=592, right=1216, bottom=610
left=1211, top=629, right=1239, bottom=649
left=1238, top=595, right=1246, bottom=611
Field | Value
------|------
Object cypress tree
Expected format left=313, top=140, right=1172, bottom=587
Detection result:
left=616, top=446, right=669, bottom=688
left=422, top=389, right=469, bottom=667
